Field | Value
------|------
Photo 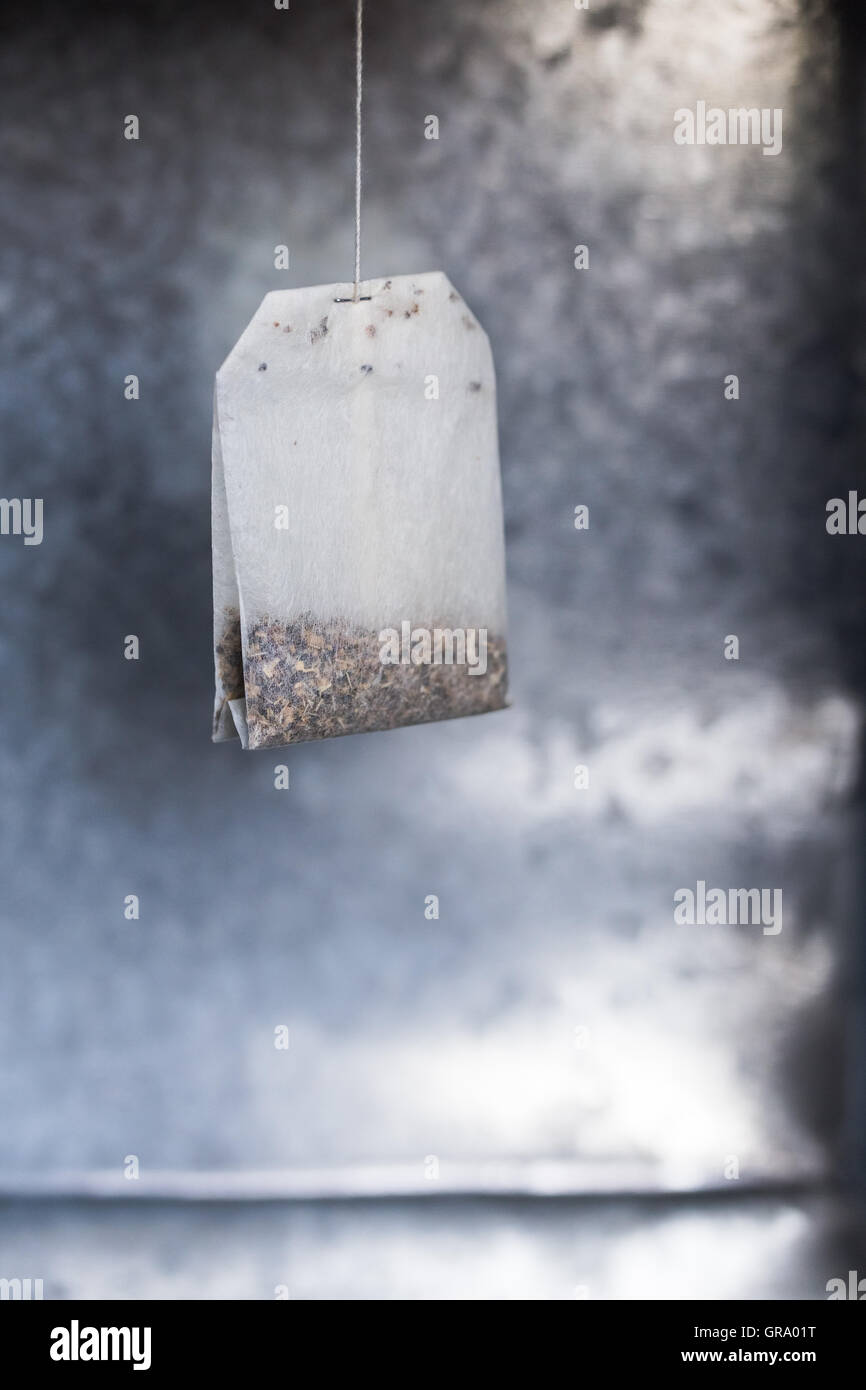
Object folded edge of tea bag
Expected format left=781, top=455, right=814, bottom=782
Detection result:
left=228, top=698, right=250, bottom=750
left=212, top=386, right=246, bottom=743
left=213, top=701, right=236, bottom=742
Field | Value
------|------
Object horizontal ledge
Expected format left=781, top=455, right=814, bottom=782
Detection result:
left=0, top=1161, right=825, bottom=1204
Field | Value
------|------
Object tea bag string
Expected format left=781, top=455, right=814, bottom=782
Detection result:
left=335, top=0, right=371, bottom=303
left=352, top=0, right=363, bottom=301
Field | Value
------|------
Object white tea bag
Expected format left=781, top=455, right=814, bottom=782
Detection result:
left=212, top=271, right=508, bottom=750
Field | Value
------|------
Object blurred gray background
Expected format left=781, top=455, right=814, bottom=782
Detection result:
left=0, top=0, right=864, bottom=1298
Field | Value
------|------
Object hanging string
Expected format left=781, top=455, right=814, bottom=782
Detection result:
left=334, top=0, right=369, bottom=303
left=352, top=0, right=364, bottom=301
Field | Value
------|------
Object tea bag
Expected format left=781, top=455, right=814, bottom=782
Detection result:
left=212, top=271, right=508, bottom=750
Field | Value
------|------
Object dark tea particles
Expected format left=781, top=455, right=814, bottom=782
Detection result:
left=241, top=617, right=508, bottom=749
left=215, top=610, right=244, bottom=704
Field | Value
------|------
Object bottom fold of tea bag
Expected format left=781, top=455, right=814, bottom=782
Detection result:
left=212, top=696, right=249, bottom=748
left=212, top=609, right=245, bottom=744
left=228, top=699, right=250, bottom=749
left=215, top=612, right=508, bottom=751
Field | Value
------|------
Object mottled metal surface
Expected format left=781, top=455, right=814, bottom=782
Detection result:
left=0, top=0, right=863, bottom=1257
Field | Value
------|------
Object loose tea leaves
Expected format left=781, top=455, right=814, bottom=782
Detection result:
left=234, top=613, right=507, bottom=749
left=212, top=272, right=509, bottom=751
